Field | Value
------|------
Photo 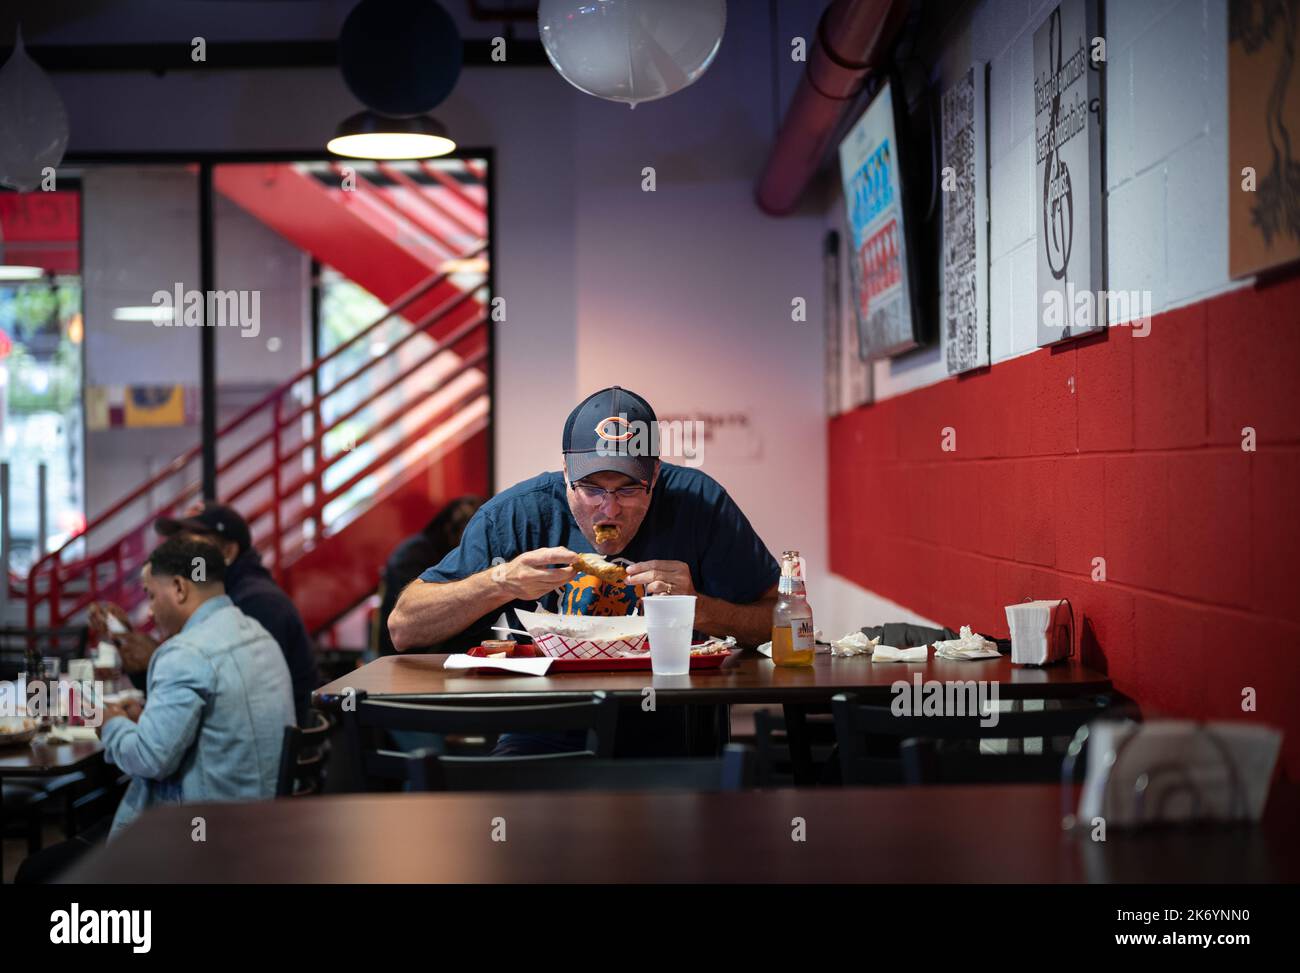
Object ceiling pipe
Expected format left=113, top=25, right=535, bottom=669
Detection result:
left=754, top=0, right=910, bottom=217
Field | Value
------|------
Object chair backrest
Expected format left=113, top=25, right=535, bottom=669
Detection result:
left=276, top=710, right=333, bottom=798
left=897, top=733, right=1099, bottom=785
left=0, top=626, right=89, bottom=680
left=407, top=743, right=754, bottom=793
left=832, top=692, right=1137, bottom=786
left=341, top=691, right=619, bottom=790
left=752, top=707, right=837, bottom=787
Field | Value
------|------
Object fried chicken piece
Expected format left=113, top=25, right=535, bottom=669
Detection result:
left=571, top=552, right=627, bottom=584
left=594, top=524, right=620, bottom=544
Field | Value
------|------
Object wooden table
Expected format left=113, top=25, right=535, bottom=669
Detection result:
left=0, top=738, right=103, bottom=779
left=316, top=651, right=1114, bottom=782
left=313, top=651, right=1113, bottom=708
left=62, top=782, right=1300, bottom=884
left=0, top=735, right=104, bottom=881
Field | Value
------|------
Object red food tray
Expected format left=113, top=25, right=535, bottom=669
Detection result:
left=467, top=644, right=733, bottom=672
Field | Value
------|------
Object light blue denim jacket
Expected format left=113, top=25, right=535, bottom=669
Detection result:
left=102, top=594, right=295, bottom=841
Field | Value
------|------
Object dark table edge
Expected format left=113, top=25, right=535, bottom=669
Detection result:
left=0, top=747, right=105, bottom=778
left=311, top=663, right=1115, bottom=711
left=59, top=783, right=1298, bottom=885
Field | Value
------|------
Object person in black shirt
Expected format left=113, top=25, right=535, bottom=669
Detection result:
left=90, top=502, right=320, bottom=725
left=375, top=495, right=483, bottom=656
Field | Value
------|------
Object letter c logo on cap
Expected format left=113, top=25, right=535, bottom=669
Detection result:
left=595, top=415, right=633, bottom=442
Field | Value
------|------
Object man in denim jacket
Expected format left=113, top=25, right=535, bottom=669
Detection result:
left=100, top=536, right=294, bottom=841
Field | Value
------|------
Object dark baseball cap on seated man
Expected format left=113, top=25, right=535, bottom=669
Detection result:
left=562, top=385, right=659, bottom=486
left=154, top=503, right=252, bottom=553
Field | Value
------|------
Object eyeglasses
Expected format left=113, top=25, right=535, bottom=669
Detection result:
left=571, top=481, right=649, bottom=502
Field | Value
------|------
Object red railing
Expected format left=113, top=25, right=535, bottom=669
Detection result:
left=25, top=250, right=490, bottom=635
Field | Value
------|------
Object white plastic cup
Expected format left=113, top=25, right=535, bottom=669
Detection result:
left=644, top=595, right=696, bottom=675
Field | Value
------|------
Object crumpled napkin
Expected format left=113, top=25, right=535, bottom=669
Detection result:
left=46, top=725, right=100, bottom=742
left=933, top=625, right=1002, bottom=661
left=829, top=631, right=879, bottom=657
left=871, top=644, right=929, bottom=662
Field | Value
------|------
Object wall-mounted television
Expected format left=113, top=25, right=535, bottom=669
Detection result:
left=838, top=79, right=923, bottom=361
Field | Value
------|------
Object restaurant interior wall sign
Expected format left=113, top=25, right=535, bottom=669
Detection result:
left=838, top=79, right=923, bottom=360
left=825, top=229, right=842, bottom=416
left=941, top=64, right=990, bottom=375
left=1228, top=0, right=1300, bottom=278
left=825, top=216, right=874, bottom=414
left=1034, top=0, right=1104, bottom=347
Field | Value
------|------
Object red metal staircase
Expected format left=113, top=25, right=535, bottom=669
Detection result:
left=25, top=159, right=493, bottom=637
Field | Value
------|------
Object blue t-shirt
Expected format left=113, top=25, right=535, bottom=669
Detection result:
left=416, top=462, right=780, bottom=652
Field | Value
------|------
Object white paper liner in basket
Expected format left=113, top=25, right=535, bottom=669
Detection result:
left=515, top=608, right=649, bottom=659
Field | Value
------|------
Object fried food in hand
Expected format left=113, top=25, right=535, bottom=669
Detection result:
left=571, top=552, right=627, bottom=584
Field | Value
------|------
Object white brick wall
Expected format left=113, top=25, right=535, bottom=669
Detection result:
left=1108, top=165, right=1168, bottom=312
left=863, top=0, right=1235, bottom=404
left=1131, top=5, right=1209, bottom=167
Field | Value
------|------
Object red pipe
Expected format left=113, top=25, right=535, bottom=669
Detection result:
left=755, top=0, right=909, bottom=217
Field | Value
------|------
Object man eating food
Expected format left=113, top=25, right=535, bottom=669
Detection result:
left=388, top=385, right=780, bottom=654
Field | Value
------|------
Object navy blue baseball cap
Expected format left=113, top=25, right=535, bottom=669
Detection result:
left=562, top=386, right=659, bottom=486
left=154, top=502, right=252, bottom=553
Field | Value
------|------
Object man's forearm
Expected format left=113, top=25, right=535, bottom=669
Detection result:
left=694, top=593, right=776, bottom=648
left=388, top=571, right=512, bottom=651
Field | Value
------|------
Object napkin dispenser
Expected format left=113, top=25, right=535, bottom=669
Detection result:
left=1005, top=598, right=1073, bottom=665
left=1074, top=720, right=1282, bottom=828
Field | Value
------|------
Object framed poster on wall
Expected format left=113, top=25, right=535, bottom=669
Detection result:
left=824, top=226, right=872, bottom=415
left=838, top=78, right=923, bottom=360
left=941, top=63, right=990, bottom=374
left=824, top=229, right=841, bottom=416
left=1228, top=1, right=1300, bottom=278
left=1034, top=0, right=1104, bottom=346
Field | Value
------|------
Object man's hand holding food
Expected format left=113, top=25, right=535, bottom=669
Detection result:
left=88, top=601, right=159, bottom=673
left=624, top=559, right=695, bottom=597
left=493, top=547, right=579, bottom=601
left=97, top=698, right=134, bottom=733
left=390, top=546, right=578, bottom=649
left=119, top=697, right=144, bottom=722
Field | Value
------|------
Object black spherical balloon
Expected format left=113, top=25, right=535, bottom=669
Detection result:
left=338, top=0, right=463, bottom=117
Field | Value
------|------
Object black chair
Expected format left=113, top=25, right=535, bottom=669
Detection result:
left=3, top=782, right=48, bottom=857
left=340, top=691, right=619, bottom=791
left=276, top=711, right=333, bottom=797
left=832, top=692, right=1139, bottom=786
left=752, top=708, right=838, bottom=786
left=2, top=765, right=126, bottom=880
left=406, top=742, right=754, bottom=793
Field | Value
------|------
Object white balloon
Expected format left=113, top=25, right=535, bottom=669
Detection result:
left=539, top=0, right=726, bottom=108
left=0, top=27, right=70, bottom=192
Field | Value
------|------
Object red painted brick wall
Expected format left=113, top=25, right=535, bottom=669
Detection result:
left=828, top=277, right=1300, bottom=776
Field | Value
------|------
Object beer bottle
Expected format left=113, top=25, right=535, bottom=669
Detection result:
left=772, top=551, right=815, bottom=667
